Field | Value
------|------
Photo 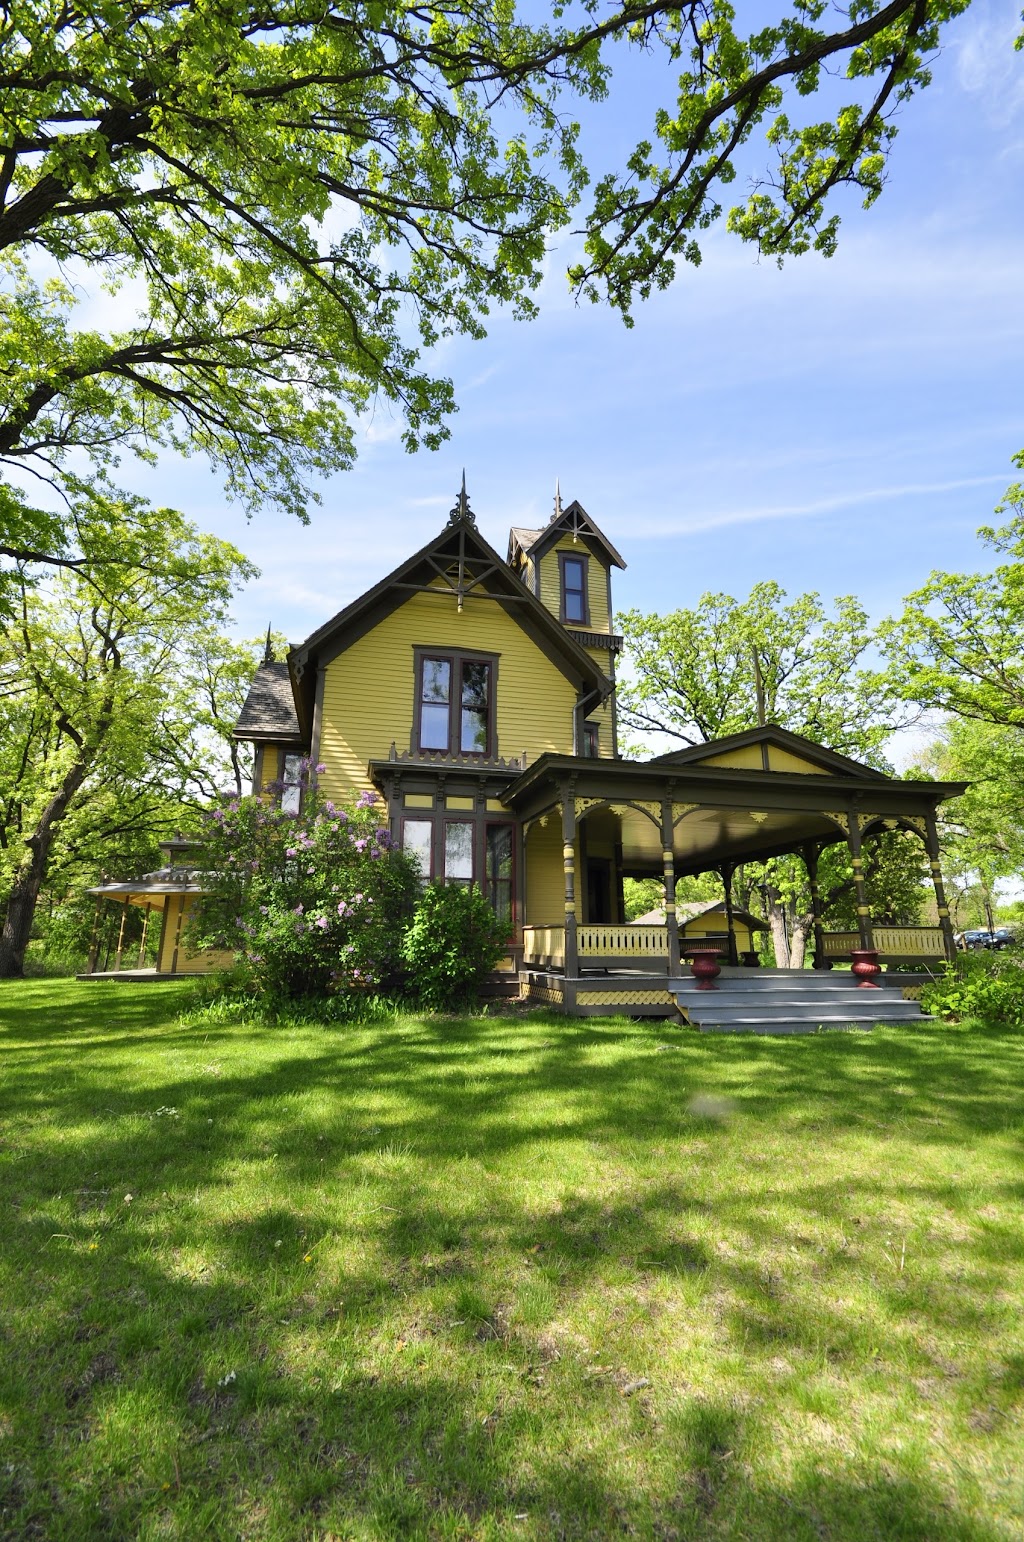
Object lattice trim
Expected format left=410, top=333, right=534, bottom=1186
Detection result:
left=576, top=990, right=672, bottom=1006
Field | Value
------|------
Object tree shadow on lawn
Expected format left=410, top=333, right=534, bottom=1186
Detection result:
left=1, top=991, right=1022, bottom=1538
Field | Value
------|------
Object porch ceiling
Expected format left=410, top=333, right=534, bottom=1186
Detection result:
left=616, top=804, right=846, bottom=875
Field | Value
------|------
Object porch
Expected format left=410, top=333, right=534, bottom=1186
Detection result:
left=522, top=922, right=948, bottom=974
left=506, top=727, right=964, bottom=1016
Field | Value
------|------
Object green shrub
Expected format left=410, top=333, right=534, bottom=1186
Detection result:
left=188, top=771, right=420, bottom=1009
left=921, top=949, right=1024, bottom=1027
left=401, top=882, right=511, bottom=1012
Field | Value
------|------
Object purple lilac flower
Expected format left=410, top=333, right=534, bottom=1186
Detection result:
left=293, top=903, right=304, bottom=914
left=356, top=789, right=377, bottom=808
left=316, top=916, right=329, bottom=931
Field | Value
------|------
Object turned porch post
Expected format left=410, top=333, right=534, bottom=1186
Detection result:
left=847, top=815, right=875, bottom=952
left=804, top=842, right=829, bottom=969
left=561, top=786, right=579, bottom=979
left=720, top=861, right=739, bottom=966
left=924, top=811, right=958, bottom=963
left=660, top=799, right=681, bottom=976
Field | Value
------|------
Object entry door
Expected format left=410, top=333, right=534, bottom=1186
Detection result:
left=586, top=859, right=612, bottom=924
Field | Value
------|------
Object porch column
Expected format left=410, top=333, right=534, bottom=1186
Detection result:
left=660, top=799, right=680, bottom=976
left=847, top=815, right=875, bottom=951
left=561, top=789, right=579, bottom=979
left=924, top=812, right=958, bottom=963
left=804, top=842, right=829, bottom=970
left=720, top=862, right=739, bottom=966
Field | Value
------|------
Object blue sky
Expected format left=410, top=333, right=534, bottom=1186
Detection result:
left=110, top=0, right=1024, bottom=730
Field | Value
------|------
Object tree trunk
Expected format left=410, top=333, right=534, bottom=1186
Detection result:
left=0, top=760, right=90, bottom=977
left=764, top=887, right=791, bottom=967
left=789, top=913, right=814, bottom=971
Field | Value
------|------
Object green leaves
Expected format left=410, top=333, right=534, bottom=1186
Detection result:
left=0, top=0, right=984, bottom=572
left=617, top=579, right=901, bottom=761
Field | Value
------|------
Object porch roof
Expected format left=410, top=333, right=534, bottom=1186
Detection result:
left=503, top=747, right=965, bottom=876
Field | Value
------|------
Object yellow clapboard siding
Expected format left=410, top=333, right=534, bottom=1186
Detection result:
left=524, top=816, right=574, bottom=926
left=767, top=746, right=830, bottom=775
left=318, top=591, right=578, bottom=804
left=701, top=745, right=765, bottom=771
left=157, top=896, right=233, bottom=974
left=537, top=537, right=611, bottom=632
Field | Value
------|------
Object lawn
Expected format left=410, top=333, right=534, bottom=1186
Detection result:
left=1, top=982, right=1022, bottom=1541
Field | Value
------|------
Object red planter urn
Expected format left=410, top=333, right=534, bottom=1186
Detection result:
left=850, top=948, right=881, bottom=989
left=688, top=943, right=724, bottom=991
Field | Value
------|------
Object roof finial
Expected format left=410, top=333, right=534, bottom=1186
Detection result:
left=263, top=624, right=275, bottom=665
left=552, top=477, right=563, bottom=523
left=448, top=469, right=477, bottom=526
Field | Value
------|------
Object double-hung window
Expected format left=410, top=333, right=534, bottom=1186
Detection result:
left=559, top=553, right=588, bottom=624
left=416, top=652, right=495, bottom=757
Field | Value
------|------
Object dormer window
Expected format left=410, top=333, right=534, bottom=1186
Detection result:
left=560, top=553, right=589, bottom=625
left=415, top=650, right=495, bottom=756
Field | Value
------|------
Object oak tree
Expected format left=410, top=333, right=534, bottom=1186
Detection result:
left=0, top=0, right=981, bottom=573
left=0, top=500, right=252, bottom=976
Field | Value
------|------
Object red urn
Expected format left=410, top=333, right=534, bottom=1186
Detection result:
left=688, top=943, right=724, bottom=991
left=850, top=948, right=881, bottom=989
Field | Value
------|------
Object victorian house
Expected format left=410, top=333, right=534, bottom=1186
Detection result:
left=85, top=481, right=963, bottom=1022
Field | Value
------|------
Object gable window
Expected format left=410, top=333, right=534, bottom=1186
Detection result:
left=415, top=651, right=495, bottom=757
left=559, top=553, right=589, bottom=625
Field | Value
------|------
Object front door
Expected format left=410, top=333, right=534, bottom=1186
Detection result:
left=586, top=859, right=612, bottom=924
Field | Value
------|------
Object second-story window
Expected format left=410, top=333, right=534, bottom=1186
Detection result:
left=416, top=652, right=495, bottom=756
left=560, top=553, right=588, bottom=624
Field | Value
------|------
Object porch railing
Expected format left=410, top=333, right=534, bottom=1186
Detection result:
left=522, top=925, right=565, bottom=968
left=822, top=926, right=946, bottom=960
left=578, top=925, right=667, bottom=958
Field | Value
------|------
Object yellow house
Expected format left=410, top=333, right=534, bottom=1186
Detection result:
left=83, top=479, right=965, bottom=1015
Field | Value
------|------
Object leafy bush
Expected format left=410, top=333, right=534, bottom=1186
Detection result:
left=401, top=881, right=511, bottom=1012
left=188, top=772, right=419, bottom=1008
left=921, top=949, right=1024, bottom=1027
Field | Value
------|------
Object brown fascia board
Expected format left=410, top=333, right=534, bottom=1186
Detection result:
left=502, top=750, right=966, bottom=808
left=649, top=723, right=891, bottom=781
left=525, top=501, right=627, bottom=571
left=286, top=521, right=609, bottom=703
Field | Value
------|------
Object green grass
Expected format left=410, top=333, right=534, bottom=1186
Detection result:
left=1, top=982, right=1023, bottom=1541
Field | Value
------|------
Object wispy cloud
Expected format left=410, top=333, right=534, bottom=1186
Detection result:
left=955, top=0, right=1024, bottom=126
left=631, top=474, right=1010, bottom=538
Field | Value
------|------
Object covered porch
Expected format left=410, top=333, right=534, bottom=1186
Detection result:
left=505, top=727, right=964, bottom=1016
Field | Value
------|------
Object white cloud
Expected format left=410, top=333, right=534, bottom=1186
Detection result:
left=629, top=474, right=1010, bottom=539
left=955, top=0, right=1024, bottom=126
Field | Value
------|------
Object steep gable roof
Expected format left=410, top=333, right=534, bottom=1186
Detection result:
left=286, top=503, right=611, bottom=735
left=648, top=723, right=889, bottom=780
left=521, top=497, right=626, bottom=571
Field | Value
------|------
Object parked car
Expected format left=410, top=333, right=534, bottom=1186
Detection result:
left=957, top=927, right=1016, bottom=951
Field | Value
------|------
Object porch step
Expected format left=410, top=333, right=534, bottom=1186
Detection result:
left=672, top=971, right=933, bottom=1034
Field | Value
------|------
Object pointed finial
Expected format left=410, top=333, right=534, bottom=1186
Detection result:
left=263, top=625, right=275, bottom=665
left=447, top=470, right=477, bottom=526
left=551, top=477, right=563, bottom=524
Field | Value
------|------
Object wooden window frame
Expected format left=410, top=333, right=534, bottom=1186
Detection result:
left=412, top=647, right=498, bottom=759
left=559, top=550, right=590, bottom=626
left=582, top=722, right=600, bottom=758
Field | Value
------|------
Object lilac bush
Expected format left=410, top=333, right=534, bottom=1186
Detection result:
left=188, top=766, right=419, bottom=1005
